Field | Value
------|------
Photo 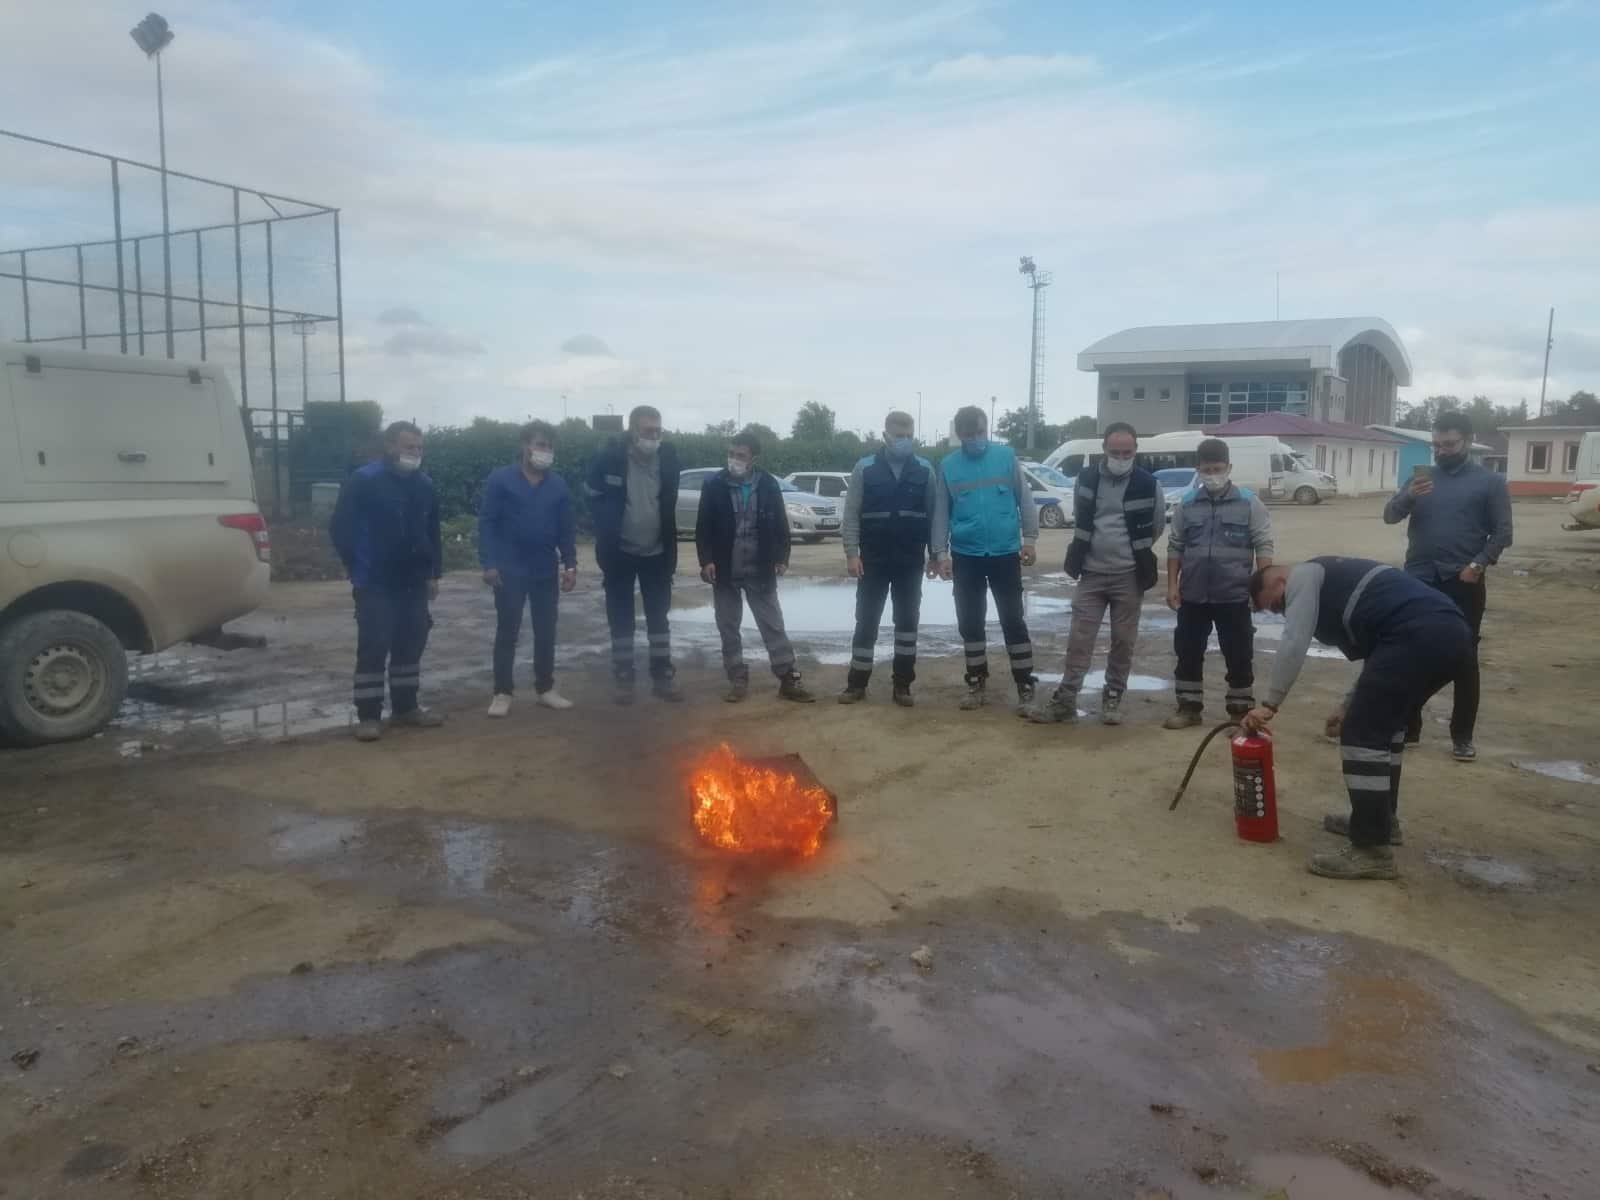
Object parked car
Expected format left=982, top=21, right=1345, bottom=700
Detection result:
left=1156, top=468, right=1197, bottom=523
left=784, top=471, right=851, bottom=499
left=1020, top=461, right=1074, bottom=528
left=0, top=343, right=271, bottom=745
left=677, top=469, right=841, bottom=542
left=1564, top=432, right=1600, bottom=530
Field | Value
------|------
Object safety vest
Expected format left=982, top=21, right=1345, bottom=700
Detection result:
left=857, top=453, right=931, bottom=565
left=1064, top=463, right=1160, bottom=590
left=1175, top=484, right=1257, bottom=605
left=1307, top=555, right=1462, bottom=660
left=939, top=443, right=1024, bottom=557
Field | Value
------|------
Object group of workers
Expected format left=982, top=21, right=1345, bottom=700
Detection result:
left=330, top=404, right=1513, bottom=883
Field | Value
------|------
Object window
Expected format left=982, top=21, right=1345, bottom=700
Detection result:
left=1564, top=442, right=1580, bottom=473
left=1159, top=387, right=1171, bottom=401
left=818, top=476, right=846, bottom=497
left=1187, top=383, right=1222, bottom=424
left=1132, top=387, right=1146, bottom=401
left=1368, top=448, right=1375, bottom=473
left=1346, top=447, right=1354, bottom=476
left=679, top=471, right=707, bottom=491
left=1315, top=444, right=1326, bottom=470
left=1108, top=389, right=1120, bottom=404
left=1219, top=380, right=1310, bottom=420
left=1528, top=442, right=1551, bottom=473
left=1271, top=454, right=1286, bottom=473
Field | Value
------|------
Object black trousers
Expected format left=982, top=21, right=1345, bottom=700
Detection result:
left=352, top=583, right=432, bottom=721
left=1405, top=574, right=1486, bottom=743
left=493, top=575, right=560, bottom=695
left=1173, top=601, right=1256, bottom=713
left=952, top=552, right=1034, bottom=687
left=848, top=557, right=924, bottom=688
left=1342, top=614, right=1471, bottom=847
left=603, top=551, right=674, bottom=682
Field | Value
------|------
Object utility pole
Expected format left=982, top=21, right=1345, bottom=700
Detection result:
left=917, top=390, right=923, bottom=437
left=736, top=392, right=742, bottom=429
left=1019, top=257, right=1052, bottom=452
left=290, top=316, right=316, bottom=406
left=130, top=13, right=176, bottom=358
left=1538, top=307, right=1554, bottom=418
left=1275, top=271, right=1280, bottom=321
left=990, top=394, right=996, bottom=434
left=560, top=392, right=569, bottom=421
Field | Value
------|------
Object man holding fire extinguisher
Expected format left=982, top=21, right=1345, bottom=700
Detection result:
left=1242, top=557, right=1471, bottom=881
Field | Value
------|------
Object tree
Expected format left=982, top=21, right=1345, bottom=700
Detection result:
left=1063, top=414, right=1098, bottom=438
left=704, top=419, right=737, bottom=437
left=791, top=401, right=837, bottom=441
left=994, top=406, right=1094, bottom=452
left=1396, top=395, right=1460, bottom=430
left=1554, top=390, right=1600, bottom=424
left=740, top=422, right=781, bottom=447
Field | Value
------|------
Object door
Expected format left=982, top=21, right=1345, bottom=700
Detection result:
left=815, top=476, right=847, bottom=499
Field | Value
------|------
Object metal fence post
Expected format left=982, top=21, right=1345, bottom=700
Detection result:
left=76, top=245, right=87, bottom=348
left=134, top=238, right=145, bottom=354
left=233, top=188, right=247, bottom=408
left=266, top=220, right=280, bottom=518
left=19, top=250, right=30, bottom=341
left=195, top=230, right=206, bottom=360
left=333, top=210, right=346, bottom=403
left=111, top=158, right=128, bottom=353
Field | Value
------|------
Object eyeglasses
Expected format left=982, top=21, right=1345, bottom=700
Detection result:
left=1431, top=438, right=1466, bottom=452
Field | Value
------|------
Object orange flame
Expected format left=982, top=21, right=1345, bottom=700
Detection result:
left=689, top=744, right=834, bottom=857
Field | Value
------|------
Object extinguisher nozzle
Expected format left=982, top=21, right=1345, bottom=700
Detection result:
left=1168, top=721, right=1241, bottom=813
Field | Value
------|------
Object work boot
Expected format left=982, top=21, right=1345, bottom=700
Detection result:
left=1309, top=843, right=1398, bottom=881
left=892, top=683, right=914, bottom=708
left=487, top=694, right=513, bottom=719
left=1323, top=812, right=1404, bottom=846
left=778, top=673, right=816, bottom=703
left=837, top=686, right=867, bottom=705
left=613, top=679, right=636, bottom=706
left=1163, top=707, right=1204, bottom=730
left=959, top=680, right=988, bottom=711
left=1225, top=702, right=1253, bottom=720
left=1026, top=691, right=1078, bottom=725
left=652, top=677, right=685, bottom=703
left=1452, top=741, right=1477, bottom=762
left=724, top=676, right=750, bottom=704
left=1100, top=692, right=1124, bottom=726
left=1016, top=681, right=1036, bottom=711
left=354, top=719, right=382, bottom=743
left=392, top=708, right=445, bottom=729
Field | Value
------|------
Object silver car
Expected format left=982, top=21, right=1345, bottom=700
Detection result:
left=677, top=469, right=842, bottom=543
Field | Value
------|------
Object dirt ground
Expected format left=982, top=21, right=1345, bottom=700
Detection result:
left=3, top=496, right=1599, bottom=1199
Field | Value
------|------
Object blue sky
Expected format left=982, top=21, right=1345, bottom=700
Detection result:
left=2, top=1, right=1597, bottom=436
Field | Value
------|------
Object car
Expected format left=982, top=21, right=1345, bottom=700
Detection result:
left=677, top=469, right=841, bottom=542
left=784, top=471, right=851, bottom=500
left=1156, top=468, right=1197, bottom=522
left=1020, top=461, right=1075, bottom=528
left=0, top=343, right=271, bottom=745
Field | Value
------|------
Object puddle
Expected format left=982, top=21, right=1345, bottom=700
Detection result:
left=271, top=814, right=364, bottom=862
left=1424, top=849, right=1535, bottom=889
left=1514, top=759, right=1600, bottom=785
left=439, top=824, right=500, bottom=895
left=672, top=579, right=1071, bottom=633
left=113, top=697, right=354, bottom=743
left=1252, top=973, right=1438, bottom=1085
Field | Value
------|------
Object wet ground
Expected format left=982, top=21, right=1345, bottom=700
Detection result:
left=4, top=500, right=1600, bottom=1198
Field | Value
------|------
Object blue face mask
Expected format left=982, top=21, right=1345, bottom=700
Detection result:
left=886, top=436, right=914, bottom=460
left=962, top=437, right=989, bottom=457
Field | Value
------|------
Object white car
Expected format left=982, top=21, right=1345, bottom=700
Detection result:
left=1564, top=433, right=1600, bottom=530
left=678, top=469, right=842, bottom=542
left=1155, top=468, right=1197, bottom=523
left=1020, top=461, right=1074, bottom=528
left=784, top=471, right=852, bottom=500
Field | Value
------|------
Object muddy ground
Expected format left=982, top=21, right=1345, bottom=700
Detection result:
left=3, top=496, right=1599, bottom=1199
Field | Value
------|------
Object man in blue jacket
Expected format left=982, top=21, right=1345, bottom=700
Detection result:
left=330, top=421, right=445, bottom=742
left=478, top=421, right=578, bottom=718
left=586, top=406, right=683, bottom=705
left=930, top=406, right=1038, bottom=711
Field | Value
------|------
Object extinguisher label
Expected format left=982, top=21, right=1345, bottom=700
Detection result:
left=1234, top=766, right=1268, bottom=819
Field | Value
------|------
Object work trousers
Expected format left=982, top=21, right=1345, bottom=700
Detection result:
left=603, top=551, right=675, bottom=682
left=492, top=575, right=559, bottom=695
left=1056, top=569, right=1142, bottom=699
left=1341, top=614, right=1471, bottom=848
left=1405, top=574, right=1485, bottom=743
left=952, top=552, right=1034, bottom=687
left=1173, top=601, right=1256, bottom=714
left=847, top=558, right=924, bottom=688
left=713, top=579, right=796, bottom=681
left=352, top=583, right=432, bottom=721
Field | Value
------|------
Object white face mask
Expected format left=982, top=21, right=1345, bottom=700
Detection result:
left=1201, top=469, right=1231, bottom=493
left=633, top=435, right=661, bottom=456
left=394, top=453, right=422, bottom=474
left=727, top=457, right=750, bottom=478
left=1103, top=454, right=1134, bottom=477
left=527, top=449, right=555, bottom=470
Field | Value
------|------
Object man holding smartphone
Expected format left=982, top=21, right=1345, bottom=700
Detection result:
left=1372, top=410, right=1512, bottom=764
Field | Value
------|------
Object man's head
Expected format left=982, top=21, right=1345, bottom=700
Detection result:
left=1196, top=437, right=1231, bottom=492
left=1101, top=422, right=1137, bottom=476
left=883, top=410, right=915, bottom=460
left=728, top=430, right=760, bottom=477
left=1432, top=411, right=1473, bottom=469
left=384, top=421, right=423, bottom=472
left=628, top=405, right=664, bottom=454
left=1248, top=564, right=1294, bottom=614
left=521, top=420, right=557, bottom=469
left=953, top=406, right=988, bottom=455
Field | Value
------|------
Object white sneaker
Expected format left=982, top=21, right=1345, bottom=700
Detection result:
left=536, top=690, right=574, bottom=710
left=486, top=694, right=513, bottom=718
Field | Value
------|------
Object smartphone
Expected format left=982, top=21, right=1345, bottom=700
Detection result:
left=1412, top=464, right=1434, bottom=483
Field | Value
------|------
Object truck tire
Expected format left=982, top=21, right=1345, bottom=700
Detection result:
left=1294, top=486, right=1321, bottom=506
left=0, top=610, right=130, bottom=746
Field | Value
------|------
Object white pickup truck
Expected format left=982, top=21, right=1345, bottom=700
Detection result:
left=1564, top=432, right=1600, bottom=530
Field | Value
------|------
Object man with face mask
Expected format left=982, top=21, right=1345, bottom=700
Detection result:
left=1029, top=422, right=1164, bottom=726
left=1377, top=410, right=1512, bottom=763
left=1241, top=559, right=1471, bottom=880
left=330, top=421, right=445, bottom=742
left=1162, top=438, right=1274, bottom=729
left=586, top=405, right=683, bottom=704
left=695, top=432, right=814, bottom=703
left=478, top=421, right=578, bottom=718
left=930, top=406, right=1039, bottom=711
left=839, top=411, right=937, bottom=706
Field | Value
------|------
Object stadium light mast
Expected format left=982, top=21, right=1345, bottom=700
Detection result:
left=130, top=12, right=176, bottom=359
left=1019, top=256, right=1052, bottom=452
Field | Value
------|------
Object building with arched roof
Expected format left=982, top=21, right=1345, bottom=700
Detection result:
left=1078, top=318, right=1412, bottom=436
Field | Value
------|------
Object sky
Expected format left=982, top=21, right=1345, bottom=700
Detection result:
left=1, top=0, right=1598, bottom=438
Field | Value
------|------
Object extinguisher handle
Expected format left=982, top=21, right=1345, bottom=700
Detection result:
left=1168, top=721, right=1241, bottom=812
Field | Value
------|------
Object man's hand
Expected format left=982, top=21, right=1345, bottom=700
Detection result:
left=482, top=567, right=502, bottom=589
left=938, top=557, right=953, bottom=582
left=1240, top=705, right=1276, bottom=735
left=775, top=562, right=788, bottom=577
left=1166, top=584, right=1181, bottom=613
left=1324, top=706, right=1345, bottom=739
left=1408, top=475, right=1435, bottom=498
left=1458, top=563, right=1484, bottom=584
left=1020, top=545, right=1037, bottom=568
left=428, top=579, right=440, bottom=603
left=560, top=567, right=577, bottom=593
left=846, top=554, right=864, bottom=579
left=701, top=563, right=717, bottom=584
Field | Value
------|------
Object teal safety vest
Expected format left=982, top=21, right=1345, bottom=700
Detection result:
left=940, top=443, right=1023, bottom=557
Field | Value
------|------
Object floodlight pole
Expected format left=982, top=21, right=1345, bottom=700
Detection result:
left=156, top=49, right=174, bottom=358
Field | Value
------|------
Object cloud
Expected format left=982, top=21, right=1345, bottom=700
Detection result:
left=378, top=306, right=428, bottom=326
left=383, top=328, right=486, bottom=358
left=919, top=52, right=1098, bottom=85
left=1140, top=16, right=1211, bottom=46
left=560, top=333, right=613, bottom=357
left=506, top=354, right=671, bottom=393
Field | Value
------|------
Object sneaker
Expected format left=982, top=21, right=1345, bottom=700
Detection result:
left=392, top=708, right=445, bottom=729
left=1016, top=681, right=1036, bottom=711
left=1026, top=693, right=1079, bottom=725
left=1163, top=707, right=1204, bottom=730
left=1309, top=843, right=1399, bottom=881
left=724, top=678, right=750, bottom=704
left=778, top=674, right=816, bottom=703
left=1101, top=693, right=1124, bottom=726
left=613, top=680, right=636, bottom=706
left=354, top=719, right=382, bottom=743
left=536, top=690, right=573, bottom=710
left=1323, top=812, right=1404, bottom=846
left=652, top=678, right=685, bottom=703
left=959, top=680, right=988, bottom=711
left=1452, top=741, right=1477, bottom=762
left=486, top=694, right=513, bottom=719
left=838, top=687, right=867, bottom=705
left=892, top=683, right=914, bottom=708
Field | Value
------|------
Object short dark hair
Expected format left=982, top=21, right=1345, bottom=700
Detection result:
left=1433, top=410, right=1473, bottom=440
left=1248, top=565, right=1275, bottom=606
left=628, top=405, right=662, bottom=431
left=731, top=430, right=761, bottom=457
left=1197, top=437, right=1230, bottom=464
left=884, top=410, right=914, bottom=433
left=1102, top=421, right=1138, bottom=446
left=521, top=419, right=557, bottom=446
left=953, top=405, right=987, bottom=436
left=384, top=420, right=421, bottom=442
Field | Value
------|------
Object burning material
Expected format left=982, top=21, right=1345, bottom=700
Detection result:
left=689, top=744, right=837, bottom=857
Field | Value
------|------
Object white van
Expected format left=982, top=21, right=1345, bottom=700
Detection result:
left=1564, top=431, right=1600, bottom=530
left=0, top=344, right=270, bottom=744
left=1044, top=431, right=1335, bottom=503
left=1040, top=438, right=1100, bottom=479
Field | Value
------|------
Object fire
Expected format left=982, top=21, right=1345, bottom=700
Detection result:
left=689, top=744, right=835, bottom=857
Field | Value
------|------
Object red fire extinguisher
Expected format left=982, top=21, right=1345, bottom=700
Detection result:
left=1169, top=722, right=1279, bottom=844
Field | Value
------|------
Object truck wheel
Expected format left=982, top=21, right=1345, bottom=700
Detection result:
left=0, top=611, right=130, bottom=746
left=1294, top=486, right=1320, bottom=506
left=1040, top=504, right=1067, bottom=529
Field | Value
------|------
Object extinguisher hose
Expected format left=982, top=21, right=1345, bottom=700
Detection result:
left=1168, top=721, right=1240, bottom=812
